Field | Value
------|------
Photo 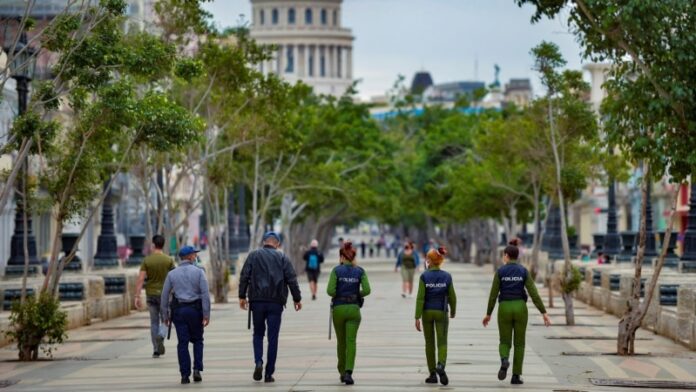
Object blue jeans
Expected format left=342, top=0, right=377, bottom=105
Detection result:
left=147, top=296, right=166, bottom=352
left=172, top=305, right=204, bottom=377
left=251, top=301, right=284, bottom=376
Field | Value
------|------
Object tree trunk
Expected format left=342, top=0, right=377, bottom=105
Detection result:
left=617, top=176, right=679, bottom=355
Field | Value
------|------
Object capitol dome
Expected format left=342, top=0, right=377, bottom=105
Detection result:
left=250, top=0, right=354, bottom=97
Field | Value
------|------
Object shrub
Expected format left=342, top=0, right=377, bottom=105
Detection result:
left=4, top=293, right=68, bottom=361
left=560, top=265, right=583, bottom=294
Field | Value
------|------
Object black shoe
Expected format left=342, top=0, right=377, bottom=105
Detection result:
left=312, top=295, right=317, bottom=301
left=498, top=357, right=510, bottom=380
left=193, top=370, right=202, bottom=382
left=181, top=377, right=190, bottom=384
left=152, top=351, right=160, bottom=358
left=264, top=375, right=275, bottom=383
left=511, top=374, right=524, bottom=385
left=156, top=336, right=165, bottom=356
left=344, top=371, right=354, bottom=385
left=340, top=374, right=345, bottom=383
left=253, top=364, right=263, bottom=381
left=425, top=372, right=438, bottom=384
left=435, top=363, right=448, bottom=386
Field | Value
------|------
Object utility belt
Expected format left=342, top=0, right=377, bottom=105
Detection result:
left=332, top=295, right=364, bottom=308
left=171, top=297, right=203, bottom=311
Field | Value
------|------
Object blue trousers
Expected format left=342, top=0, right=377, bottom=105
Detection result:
left=172, top=306, right=204, bottom=377
left=251, top=302, right=284, bottom=376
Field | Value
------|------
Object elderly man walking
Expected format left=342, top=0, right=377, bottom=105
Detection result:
left=161, top=246, right=211, bottom=384
left=239, top=231, right=302, bottom=383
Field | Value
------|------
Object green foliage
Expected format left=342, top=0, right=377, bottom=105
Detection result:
left=517, top=0, right=696, bottom=182
left=560, top=265, right=583, bottom=294
left=135, top=92, right=204, bottom=151
left=5, top=293, right=68, bottom=361
left=4, top=111, right=59, bottom=154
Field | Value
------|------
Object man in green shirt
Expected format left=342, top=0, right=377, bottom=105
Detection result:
left=135, top=235, right=176, bottom=358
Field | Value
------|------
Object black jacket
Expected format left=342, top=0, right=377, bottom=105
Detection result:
left=239, top=245, right=302, bottom=305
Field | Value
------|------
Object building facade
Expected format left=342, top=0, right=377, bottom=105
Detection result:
left=249, top=0, right=354, bottom=97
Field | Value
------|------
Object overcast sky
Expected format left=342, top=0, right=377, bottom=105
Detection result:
left=202, top=0, right=586, bottom=99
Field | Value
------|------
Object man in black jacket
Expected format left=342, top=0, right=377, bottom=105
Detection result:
left=239, top=231, right=302, bottom=383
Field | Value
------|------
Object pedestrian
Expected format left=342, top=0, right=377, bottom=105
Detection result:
left=134, top=234, right=176, bottom=358
left=303, top=239, right=325, bottom=301
left=368, top=239, right=375, bottom=258
left=238, top=231, right=302, bottom=383
left=359, top=240, right=366, bottom=259
left=327, top=241, right=371, bottom=385
left=395, top=242, right=420, bottom=298
left=160, top=245, right=211, bottom=384
left=482, top=239, right=551, bottom=385
left=415, top=247, right=456, bottom=386
left=377, top=235, right=385, bottom=257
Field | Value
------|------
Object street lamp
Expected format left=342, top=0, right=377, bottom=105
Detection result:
left=4, top=26, right=40, bottom=277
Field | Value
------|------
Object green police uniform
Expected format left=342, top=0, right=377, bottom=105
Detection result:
left=327, top=262, right=371, bottom=379
left=415, top=266, right=457, bottom=374
left=486, top=261, right=546, bottom=377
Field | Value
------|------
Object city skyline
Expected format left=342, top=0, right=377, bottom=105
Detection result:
left=203, top=0, right=585, bottom=100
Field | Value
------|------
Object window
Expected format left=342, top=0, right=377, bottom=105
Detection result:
left=288, top=8, right=296, bottom=24
left=286, top=45, right=294, bottom=73
left=333, top=9, right=337, bottom=26
left=272, top=8, right=279, bottom=24
left=259, top=9, right=265, bottom=25
left=305, top=8, right=313, bottom=24
left=321, top=9, right=327, bottom=25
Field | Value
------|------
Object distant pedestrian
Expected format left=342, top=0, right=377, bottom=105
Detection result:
left=161, top=245, right=211, bottom=384
left=239, top=231, right=302, bottom=383
left=369, top=239, right=375, bottom=258
left=377, top=236, right=385, bottom=257
left=396, top=242, right=420, bottom=298
left=415, top=247, right=456, bottom=386
left=134, top=234, right=176, bottom=358
left=328, top=241, right=371, bottom=385
left=303, top=239, right=325, bottom=300
left=359, top=241, right=366, bottom=259
left=482, top=239, right=550, bottom=385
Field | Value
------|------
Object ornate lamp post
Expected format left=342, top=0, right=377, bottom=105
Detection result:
left=603, top=179, right=622, bottom=260
left=639, top=181, right=659, bottom=262
left=4, top=26, right=39, bottom=277
left=93, top=180, right=119, bottom=268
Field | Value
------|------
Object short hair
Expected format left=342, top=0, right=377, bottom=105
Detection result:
left=152, top=235, right=165, bottom=249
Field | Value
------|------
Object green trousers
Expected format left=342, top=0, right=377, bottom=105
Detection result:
left=422, top=309, right=448, bottom=373
left=497, top=299, right=528, bottom=375
left=333, top=304, right=362, bottom=375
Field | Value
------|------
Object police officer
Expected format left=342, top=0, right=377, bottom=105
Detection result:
left=482, top=239, right=550, bottom=385
left=327, top=241, right=371, bottom=385
left=415, top=247, right=456, bottom=386
left=161, top=245, right=210, bottom=384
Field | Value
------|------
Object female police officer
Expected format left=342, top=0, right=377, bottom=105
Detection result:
left=415, top=247, right=456, bottom=386
left=327, top=241, right=371, bottom=385
left=482, top=239, right=550, bottom=385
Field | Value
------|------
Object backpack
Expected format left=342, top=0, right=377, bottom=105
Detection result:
left=308, top=253, right=319, bottom=270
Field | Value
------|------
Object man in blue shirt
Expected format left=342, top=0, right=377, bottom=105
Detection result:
left=161, top=246, right=211, bottom=384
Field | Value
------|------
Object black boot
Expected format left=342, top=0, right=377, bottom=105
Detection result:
left=264, top=375, right=275, bottom=383
left=498, top=357, right=510, bottom=381
left=253, top=363, right=263, bottom=381
left=511, top=374, right=524, bottom=385
left=193, top=370, right=202, bottom=382
left=344, top=370, right=354, bottom=385
left=340, top=374, right=345, bottom=383
left=435, top=363, right=449, bottom=386
left=425, top=372, right=438, bottom=384
left=181, top=376, right=190, bottom=384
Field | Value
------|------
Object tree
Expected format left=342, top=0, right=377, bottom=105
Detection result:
left=517, top=0, right=696, bottom=353
left=531, top=41, right=598, bottom=325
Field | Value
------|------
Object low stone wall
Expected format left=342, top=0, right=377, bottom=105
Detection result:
left=547, top=259, right=696, bottom=350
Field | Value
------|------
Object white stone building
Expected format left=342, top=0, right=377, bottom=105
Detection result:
left=249, top=0, right=354, bottom=97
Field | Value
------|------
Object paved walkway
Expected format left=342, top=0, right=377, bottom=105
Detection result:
left=1, top=259, right=694, bottom=391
